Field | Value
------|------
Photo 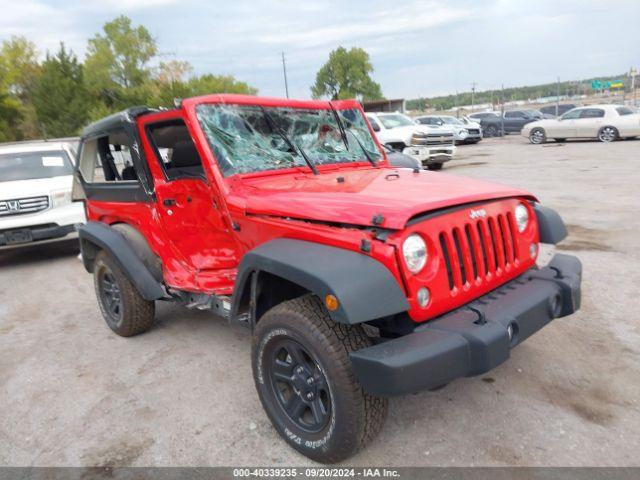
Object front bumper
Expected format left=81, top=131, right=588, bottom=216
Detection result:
left=0, top=223, right=79, bottom=249
left=350, top=254, right=582, bottom=396
left=402, top=145, right=456, bottom=165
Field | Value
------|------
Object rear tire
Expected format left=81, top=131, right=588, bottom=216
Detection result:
left=598, top=126, right=618, bottom=142
left=252, top=295, right=388, bottom=463
left=93, top=250, right=155, bottom=337
left=427, top=162, right=443, bottom=171
left=484, top=125, right=498, bottom=137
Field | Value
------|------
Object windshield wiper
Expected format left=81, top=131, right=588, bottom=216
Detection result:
left=329, top=102, right=377, bottom=167
left=328, top=102, right=350, bottom=150
left=347, top=130, right=377, bottom=167
left=260, top=106, right=319, bottom=175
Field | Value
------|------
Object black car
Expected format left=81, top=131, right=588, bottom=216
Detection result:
left=539, top=104, right=578, bottom=117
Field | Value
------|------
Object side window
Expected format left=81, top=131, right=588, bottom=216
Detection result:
left=561, top=109, right=582, bottom=120
left=146, top=119, right=205, bottom=181
left=580, top=109, right=604, bottom=119
left=504, top=112, right=516, bottom=118
left=78, top=130, right=140, bottom=183
left=616, top=107, right=633, bottom=116
left=367, top=116, right=381, bottom=132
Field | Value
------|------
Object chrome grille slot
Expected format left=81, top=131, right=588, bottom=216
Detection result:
left=0, top=196, right=50, bottom=216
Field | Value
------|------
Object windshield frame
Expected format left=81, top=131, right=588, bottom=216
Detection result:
left=188, top=97, right=386, bottom=179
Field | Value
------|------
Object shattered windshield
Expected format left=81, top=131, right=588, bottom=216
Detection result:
left=195, top=104, right=382, bottom=176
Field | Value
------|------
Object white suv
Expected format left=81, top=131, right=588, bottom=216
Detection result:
left=366, top=112, right=456, bottom=170
left=0, top=139, right=85, bottom=250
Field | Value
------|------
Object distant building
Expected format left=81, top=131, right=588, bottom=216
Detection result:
left=361, top=98, right=405, bottom=113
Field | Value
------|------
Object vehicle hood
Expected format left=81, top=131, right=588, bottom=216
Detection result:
left=233, top=168, right=535, bottom=230
left=417, top=124, right=456, bottom=134
left=0, top=175, right=72, bottom=201
left=464, top=121, right=481, bottom=129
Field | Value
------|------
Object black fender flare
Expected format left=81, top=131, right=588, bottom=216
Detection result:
left=534, top=204, right=567, bottom=244
left=231, top=238, right=409, bottom=325
left=78, top=221, right=165, bottom=301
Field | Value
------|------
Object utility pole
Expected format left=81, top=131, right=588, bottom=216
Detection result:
left=630, top=67, right=638, bottom=106
left=555, top=76, right=560, bottom=116
left=471, top=82, right=477, bottom=113
left=500, top=83, right=505, bottom=137
left=281, top=51, right=289, bottom=99
left=455, top=90, right=459, bottom=118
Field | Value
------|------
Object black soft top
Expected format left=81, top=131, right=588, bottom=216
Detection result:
left=80, top=106, right=155, bottom=139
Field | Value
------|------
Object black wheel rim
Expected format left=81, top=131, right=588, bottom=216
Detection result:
left=266, top=338, right=332, bottom=433
left=99, top=268, right=123, bottom=324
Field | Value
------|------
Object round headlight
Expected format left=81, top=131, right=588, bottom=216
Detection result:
left=403, top=234, right=427, bottom=274
left=515, top=203, right=529, bottom=232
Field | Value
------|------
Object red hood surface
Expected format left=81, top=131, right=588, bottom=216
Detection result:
left=232, top=167, right=535, bottom=230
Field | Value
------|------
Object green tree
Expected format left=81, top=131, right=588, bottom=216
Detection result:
left=311, top=46, right=383, bottom=101
left=186, top=74, right=257, bottom=96
left=84, top=15, right=157, bottom=111
left=0, top=36, right=41, bottom=140
left=32, top=43, right=89, bottom=137
left=148, top=64, right=258, bottom=109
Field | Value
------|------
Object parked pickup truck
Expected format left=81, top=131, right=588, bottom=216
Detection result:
left=365, top=112, right=455, bottom=170
left=74, top=95, right=582, bottom=463
left=0, top=139, right=85, bottom=250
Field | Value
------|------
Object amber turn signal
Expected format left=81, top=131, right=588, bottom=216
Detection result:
left=325, top=294, right=339, bottom=311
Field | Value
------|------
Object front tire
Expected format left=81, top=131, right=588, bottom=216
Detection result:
left=252, top=295, right=388, bottom=463
left=529, top=127, right=546, bottom=144
left=93, top=250, right=155, bottom=337
left=598, top=126, right=618, bottom=142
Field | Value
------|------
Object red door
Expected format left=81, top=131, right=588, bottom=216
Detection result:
left=139, top=112, right=240, bottom=293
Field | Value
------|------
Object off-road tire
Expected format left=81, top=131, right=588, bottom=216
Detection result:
left=93, top=250, right=155, bottom=337
left=529, top=127, right=546, bottom=144
left=252, top=295, right=388, bottom=463
left=427, top=162, right=443, bottom=171
left=598, top=126, right=618, bottom=143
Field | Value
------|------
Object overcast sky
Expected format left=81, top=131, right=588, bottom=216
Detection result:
left=1, top=0, right=639, bottom=99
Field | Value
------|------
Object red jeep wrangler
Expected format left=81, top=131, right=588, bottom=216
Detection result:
left=73, top=95, right=582, bottom=463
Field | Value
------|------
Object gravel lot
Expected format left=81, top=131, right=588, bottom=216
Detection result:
left=1, top=135, right=639, bottom=467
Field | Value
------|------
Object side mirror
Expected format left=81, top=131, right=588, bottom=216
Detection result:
left=371, top=124, right=380, bottom=132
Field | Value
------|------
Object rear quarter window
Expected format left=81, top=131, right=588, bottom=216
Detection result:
left=616, top=107, right=634, bottom=116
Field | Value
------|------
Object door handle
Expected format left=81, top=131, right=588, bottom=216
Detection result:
left=163, top=198, right=176, bottom=207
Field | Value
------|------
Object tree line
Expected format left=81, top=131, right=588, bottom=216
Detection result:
left=406, top=74, right=627, bottom=112
left=0, top=15, right=257, bottom=142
